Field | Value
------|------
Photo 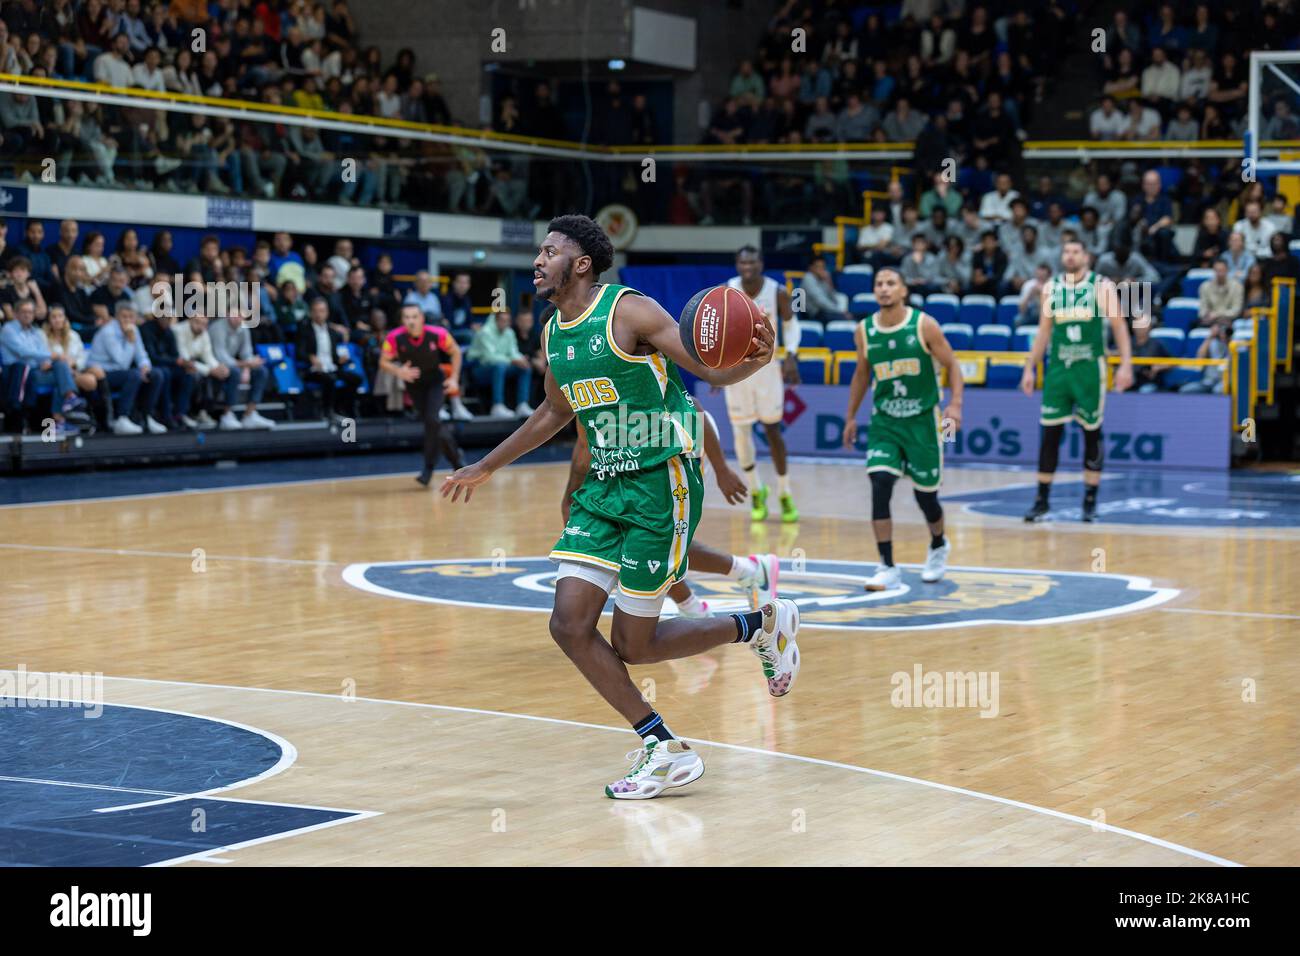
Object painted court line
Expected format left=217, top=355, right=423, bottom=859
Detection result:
left=1159, top=607, right=1300, bottom=622
left=84, top=672, right=1240, bottom=867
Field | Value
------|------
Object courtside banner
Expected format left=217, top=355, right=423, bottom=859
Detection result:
left=694, top=385, right=1231, bottom=470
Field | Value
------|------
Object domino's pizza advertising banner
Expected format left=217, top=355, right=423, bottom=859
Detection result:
left=693, top=384, right=1231, bottom=470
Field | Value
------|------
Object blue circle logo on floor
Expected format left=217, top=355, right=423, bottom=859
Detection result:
left=343, top=557, right=1178, bottom=631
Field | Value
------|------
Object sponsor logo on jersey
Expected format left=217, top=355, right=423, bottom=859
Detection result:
left=343, top=558, right=1179, bottom=629
left=566, top=345, right=574, bottom=360
left=589, top=333, right=605, bottom=355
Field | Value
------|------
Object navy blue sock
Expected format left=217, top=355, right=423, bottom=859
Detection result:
left=930, top=533, right=946, bottom=550
left=632, top=712, right=674, bottom=742
left=878, top=540, right=894, bottom=566
left=731, top=610, right=764, bottom=643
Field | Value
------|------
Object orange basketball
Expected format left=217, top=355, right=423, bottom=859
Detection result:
left=678, top=285, right=763, bottom=370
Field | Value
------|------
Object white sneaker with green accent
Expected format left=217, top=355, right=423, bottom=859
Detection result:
left=605, top=736, right=704, bottom=800
left=921, top=542, right=950, bottom=583
left=750, top=598, right=801, bottom=697
left=863, top=564, right=902, bottom=591
left=740, top=553, right=780, bottom=610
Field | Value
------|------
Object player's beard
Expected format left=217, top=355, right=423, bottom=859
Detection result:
left=537, top=261, right=572, bottom=300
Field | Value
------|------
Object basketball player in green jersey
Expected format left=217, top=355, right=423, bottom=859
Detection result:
left=843, top=268, right=964, bottom=590
left=564, top=410, right=782, bottom=617
left=1020, top=239, right=1133, bottom=523
left=443, top=215, right=802, bottom=800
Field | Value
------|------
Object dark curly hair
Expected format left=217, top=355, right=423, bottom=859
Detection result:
left=547, top=214, right=614, bottom=278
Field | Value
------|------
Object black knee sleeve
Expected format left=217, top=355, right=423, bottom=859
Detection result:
left=913, top=489, right=943, bottom=524
left=1037, top=423, right=1065, bottom=474
left=869, top=470, right=897, bottom=520
left=1083, top=427, right=1104, bottom=472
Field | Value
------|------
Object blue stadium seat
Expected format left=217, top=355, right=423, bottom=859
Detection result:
left=986, top=362, right=1023, bottom=388
left=996, top=295, right=1020, bottom=325
left=959, top=294, right=996, bottom=327
left=1185, top=327, right=1211, bottom=356
left=1162, top=298, right=1199, bottom=331
left=940, top=322, right=973, bottom=351
left=345, top=343, right=370, bottom=394
left=258, top=344, right=304, bottom=396
left=797, top=321, right=824, bottom=349
left=923, top=293, right=959, bottom=325
left=1290, top=239, right=1300, bottom=262
left=849, top=293, right=877, bottom=317
left=1150, top=328, right=1185, bottom=354
left=974, top=323, right=1012, bottom=352
left=837, top=269, right=874, bottom=299
left=824, top=320, right=858, bottom=353
left=797, top=348, right=830, bottom=385
left=908, top=293, right=924, bottom=308
left=1232, top=318, right=1255, bottom=340
left=1012, top=327, right=1037, bottom=352
left=833, top=352, right=858, bottom=385
left=1180, top=268, right=1215, bottom=299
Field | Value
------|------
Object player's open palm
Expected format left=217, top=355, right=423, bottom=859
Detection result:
left=441, top=462, right=491, bottom=502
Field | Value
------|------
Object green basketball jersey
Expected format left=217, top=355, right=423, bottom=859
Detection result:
left=864, top=307, right=940, bottom=418
left=1047, top=270, right=1106, bottom=366
left=544, top=283, right=699, bottom=479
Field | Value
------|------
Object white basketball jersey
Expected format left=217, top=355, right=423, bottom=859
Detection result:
left=727, top=275, right=779, bottom=362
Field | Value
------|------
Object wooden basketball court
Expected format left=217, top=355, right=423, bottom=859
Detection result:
left=2, top=459, right=1296, bottom=866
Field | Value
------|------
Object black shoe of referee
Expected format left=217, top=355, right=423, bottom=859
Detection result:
left=1023, top=499, right=1050, bottom=522
left=416, top=469, right=433, bottom=487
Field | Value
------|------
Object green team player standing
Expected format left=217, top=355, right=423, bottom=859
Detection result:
left=1020, top=239, right=1133, bottom=523
left=443, top=215, right=803, bottom=800
left=843, top=267, right=964, bottom=591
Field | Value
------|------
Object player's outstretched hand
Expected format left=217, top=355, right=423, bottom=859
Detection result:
left=843, top=419, right=858, bottom=448
left=716, top=464, right=747, bottom=505
left=441, top=462, right=492, bottom=503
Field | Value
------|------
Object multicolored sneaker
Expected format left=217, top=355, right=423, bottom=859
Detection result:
left=750, top=484, right=769, bottom=522
left=779, top=492, right=799, bottom=523
left=675, top=598, right=711, bottom=619
left=750, top=598, right=801, bottom=697
left=605, top=736, right=704, bottom=800
left=743, top=553, right=780, bottom=610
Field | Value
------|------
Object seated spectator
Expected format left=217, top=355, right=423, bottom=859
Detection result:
left=856, top=206, right=896, bottom=267
left=919, top=207, right=952, bottom=251
left=1164, top=103, right=1199, bottom=140
left=0, top=257, right=47, bottom=322
left=1233, top=200, right=1277, bottom=259
left=1075, top=207, right=1110, bottom=259
left=970, top=230, right=1009, bottom=296
left=1089, top=95, right=1128, bottom=140
left=141, top=302, right=200, bottom=427
left=1262, top=232, right=1300, bottom=286
left=297, top=298, right=364, bottom=419
left=44, top=304, right=108, bottom=411
left=274, top=279, right=309, bottom=338
left=467, top=310, right=533, bottom=419
left=16, top=221, right=55, bottom=293
left=919, top=172, right=963, bottom=220
left=404, top=270, right=444, bottom=322
left=1263, top=99, right=1300, bottom=141
left=1135, top=170, right=1177, bottom=263
left=1243, top=264, right=1270, bottom=311
left=325, top=240, right=356, bottom=290
left=1141, top=48, right=1181, bottom=116
left=997, top=199, right=1038, bottom=257
left=1192, top=208, right=1229, bottom=267
left=93, top=33, right=134, bottom=87
left=441, top=272, right=477, bottom=333
left=171, top=313, right=224, bottom=429
left=1128, top=322, right=1169, bottom=393
left=979, top=173, right=1019, bottom=223
left=882, top=96, right=926, bottom=142
left=339, top=265, right=374, bottom=334
left=800, top=256, right=849, bottom=323
left=1, top=298, right=89, bottom=427
left=1265, top=195, right=1295, bottom=237
left=969, top=93, right=1018, bottom=167
left=90, top=263, right=137, bottom=327
left=1180, top=319, right=1230, bottom=393
left=951, top=205, right=987, bottom=251
left=1222, top=231, right=1256, bottom=285
left=208, top=311, right=275, bottom=430
left=86, top=301, right=164, bottom=435
left=1002, top=226, right=1055, bottom=295
left=1096, top=243, right=1159, bottom=287
left=1198, top=259, right=1243, bottom=326
left=835, top=93, right=878, bottom=143
left=936, top=236, right=970, bottom=295
left=268, top=232, right=306, bottom=285
left=514, top=309, right=546, bottom=406
left=1017, top=264, right=1052, bottom=327
left=900, top=234, right=941, bottom=295
left=1121, top=98, right=1162, bottom=141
